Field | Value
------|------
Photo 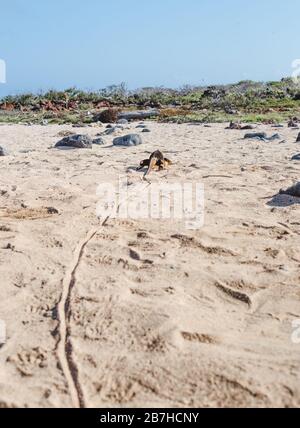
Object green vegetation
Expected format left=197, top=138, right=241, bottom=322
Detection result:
left=1, top=78, right=300, bottom=124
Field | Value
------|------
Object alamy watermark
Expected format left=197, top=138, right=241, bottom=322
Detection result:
left=0, top=59, right=6, bottom=84
left=0, top=320, right=6, bottom=345
left=96, top=176, right=205, bottom=230
left=292, top=319, right=300, bottom=345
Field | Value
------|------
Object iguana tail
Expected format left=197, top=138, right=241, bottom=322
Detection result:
left=144, top=157, right=157, bottom=177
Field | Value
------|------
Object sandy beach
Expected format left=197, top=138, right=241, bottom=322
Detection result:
left=0, top=122, right=299, bottom=408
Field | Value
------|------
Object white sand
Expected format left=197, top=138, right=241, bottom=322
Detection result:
left=0, top=122, right=299, bottom=408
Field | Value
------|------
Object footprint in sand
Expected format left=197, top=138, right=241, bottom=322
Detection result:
left=181, top=332, right=219, bottom=345
left=7, top=347, right=48, bottom=377
left=0, top=207, right=59, bottom=220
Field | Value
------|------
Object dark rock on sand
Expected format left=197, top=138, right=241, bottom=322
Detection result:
left=93, top=137, right=105, bottom=146
left=0, top=146, right=8, bottom=156
left=280, top=182, right=300, bottom=198
left=103, top=127, right=118, bottom=136
left=288, top=118, right=299, bottom=128
left=227, top=122, right=256, bottom=130
left=142, top=128, right=151, bottom=133
left=113, top=134, right=143, bottom=147
left=244, top=132, right=281, bottom=141
left=244, top=132, right=268, bottom=140
left=292, top=153, right=300, bottom=161
left=136, top=124, right=147, bottom=129
left=267, top=133, right=281, bottom=141
left=297, top=133, right=300, bottom=142
left=227, top=122, right=241, bottom=130
left=55, top=134, right=93, bottom=149
left=117, top=119, right=129, bottom=125
left=241, top=124, right=256, bottom=130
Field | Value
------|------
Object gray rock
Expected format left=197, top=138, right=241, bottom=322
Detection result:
left=136, top=124, right=147, bottom=129
left=280, top=182, right=300, bottom=197
left=0, top=146, right=8, bottom=156
left=268, top=193, right=300, bottom=207
left=244, top=132, right=281, bottom=142
left=227, top=122, right=256, bottom=130
left=103, top=127, right=117, bottom=135
left=55, top=134, right=93, bottom=149
left=113, top=134, right=143, bottom=147
left=241, top=124, right=256, bottom=130
left=297, top=133, right=300, bottom=142
left=142, top=128, right=151, bottom=133
left=117, top=119, right=129, bottom=125
left=267, top=133, right=281, bottom=141
left=244, top=132, right=267, bottom=140
left=292, top=153, right=300, bottom=161
left=93, top=137, right=105, bottom=146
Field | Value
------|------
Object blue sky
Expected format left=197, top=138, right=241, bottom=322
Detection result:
left=0, top=0, right=299, bottom=96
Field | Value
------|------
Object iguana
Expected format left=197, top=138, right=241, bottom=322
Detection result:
left=137, top=150, right=172, bottom=178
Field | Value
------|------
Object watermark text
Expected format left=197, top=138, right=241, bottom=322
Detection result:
left=96, top=176, right=205, bottom=230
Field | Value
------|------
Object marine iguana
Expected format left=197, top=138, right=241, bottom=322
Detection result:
left=137, top=150, right=172, bottom=178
